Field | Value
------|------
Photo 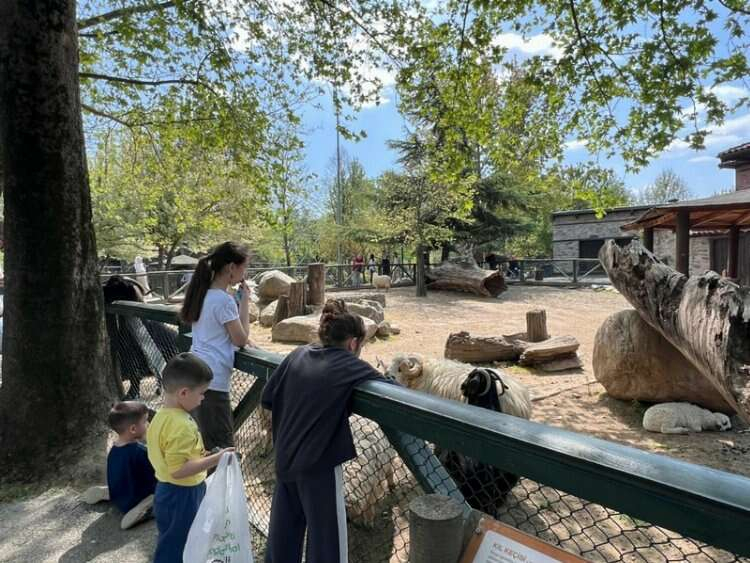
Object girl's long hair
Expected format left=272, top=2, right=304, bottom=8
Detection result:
left=318, top=299, right=365, bottom=346
left=180, top=241, right=250, bottom=324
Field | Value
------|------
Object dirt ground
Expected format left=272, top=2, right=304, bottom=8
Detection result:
left=2, top=284, right=749, bottom=562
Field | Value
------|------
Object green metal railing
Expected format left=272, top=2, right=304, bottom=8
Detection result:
left=106, top=300, right=750, bottom=561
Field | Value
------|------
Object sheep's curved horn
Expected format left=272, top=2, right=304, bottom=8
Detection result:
left=401, top=358, right=421, bottom=379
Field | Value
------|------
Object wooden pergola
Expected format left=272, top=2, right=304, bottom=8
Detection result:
left=621, top=189, right=750, bottom=278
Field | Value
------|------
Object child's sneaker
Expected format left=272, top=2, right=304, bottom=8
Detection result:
left=120, top=494, right=154, bottom=530
left=81, top=485, right=110, bottom=505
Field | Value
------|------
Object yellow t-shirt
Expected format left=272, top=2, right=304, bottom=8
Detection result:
left=147, top=407, right=207, bottom=486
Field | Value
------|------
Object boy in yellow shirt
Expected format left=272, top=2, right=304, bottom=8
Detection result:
left=147, top=352, right=233, bottom=563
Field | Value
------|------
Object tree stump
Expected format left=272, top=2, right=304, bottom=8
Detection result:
left=408, top=494, right=464, bottom=563
left=273, top=295, right=290, bottom=326
left=444, top=331, right=525, bottom=362
left=307, top=263, right=325, bottom=306
left=526, top=309, right=548, bottom=342
left=288, top=281, right=306, bottom=318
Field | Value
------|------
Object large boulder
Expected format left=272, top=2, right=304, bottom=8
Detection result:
left=344, top=301, right=385, bottom=324
left=259, top=300, right=278, bottom=328
left=342, top=292, right=386, bottom=308
left=593, top=310, right=734, bottom=413
left=257, top=270, right=295, bottom=301
left=272, top=314, right=378, bottom=343
left=248, top=302, right=259, bottom=324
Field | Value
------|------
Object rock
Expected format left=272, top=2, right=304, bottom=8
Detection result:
left=593, top=310, right=734, bottom=414
left=341, top=292, right=386, bottom=308
left=257, top=270, right=295, bottom=301
left=377, top=321, right=392, bottom=337
left=360, top=299, right=384, bottom=313
left=345, top=301, right=385, bottom=324
left=248, top=302, right=259, bottom=324
left=259, top=300, right=278, bottom=328
left=389, top=324, right=401, bottom=335
left=519, top=336, right=579, bottom=366
left=271, top=314, right=378, bottom=344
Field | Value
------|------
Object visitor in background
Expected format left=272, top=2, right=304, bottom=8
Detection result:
left=180, top=241, right=251, bottom=451
left=486, top=253, right=497, bottom=270
left=134, top=256, right=150, bottom=293
left=351, top=254, right=364, bottom=288
left=367, top=253, right=377, bottom=284
left=380, top=254, right=391, bottom=277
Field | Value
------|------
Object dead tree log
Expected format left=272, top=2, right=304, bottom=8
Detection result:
left=600, top=240, right=750, bottom=423
left=288, top=281, right=306, bottom=318
left=425, top=257, right=506, bottom=297
left=444, top=331, right=525, bottom=362
left=519, top=336, right=580, bottom=366
left=526, top=309, right=549, bottom=342
left=273, top=295, right=290, bottom=326
left=307, top=263, right=325, bottom=306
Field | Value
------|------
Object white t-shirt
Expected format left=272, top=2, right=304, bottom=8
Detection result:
left=190, top=289, right=239, bottom=392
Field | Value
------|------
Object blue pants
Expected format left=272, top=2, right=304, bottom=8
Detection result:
left=153, top=481, right=206, bottom=563
left=265, top=465, right=348, bottom=563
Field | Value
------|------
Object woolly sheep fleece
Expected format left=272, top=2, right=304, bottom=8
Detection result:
left=642, top=402, right=732, bottom=434
left=386, top=353, right=532, bottom=420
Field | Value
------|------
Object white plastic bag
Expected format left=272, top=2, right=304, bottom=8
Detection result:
left=183, top=452, right=254, bottom=563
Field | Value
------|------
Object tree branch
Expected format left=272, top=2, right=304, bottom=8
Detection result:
left=77, top=1, right=175, bottom=31
left=81, top=103, right=133, bottom=128
left=716, top=0, right=750, bottom=16
left=79, top=72, right=206, bottom=89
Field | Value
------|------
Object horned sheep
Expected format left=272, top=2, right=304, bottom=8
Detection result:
left=386, top=353, right=532, bottom=420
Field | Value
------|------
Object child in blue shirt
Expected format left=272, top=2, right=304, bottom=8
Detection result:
left=83, top=401, right=157, bottom=529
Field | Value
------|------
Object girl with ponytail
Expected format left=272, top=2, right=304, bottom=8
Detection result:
left=260, top=299, right=397, bottom=563
left=179, top=241, right=251, bottom=450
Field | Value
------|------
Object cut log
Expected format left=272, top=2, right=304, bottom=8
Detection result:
left=538, top=355, right=583, bottom=372
left=444, top=331, right=524, bottom=363
left=600, top=240, right=750, bottom=423
left=425, top=256, right=506, bottom=297
left=519, top=336, right=580, bottom=366
left=526, top=309, right=549, bottom=342
left=307, top=263, right=326, bottom=306
left=288, top=281, right=306, bottom=318
left=273, top=295, right=290, bottom=326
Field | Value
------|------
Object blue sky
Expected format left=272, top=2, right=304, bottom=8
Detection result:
left=298, top=32, right=749, bottom=201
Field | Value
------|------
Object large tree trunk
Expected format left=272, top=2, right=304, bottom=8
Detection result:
left=600, top=240, right=750, bottom=423
left=416, top=244, right=427, bottom=297
left=0, top=0, right=114, bottom=480
left=307, top=263, right=325, bottom=306
left=425, top=256, right=507, bottom=297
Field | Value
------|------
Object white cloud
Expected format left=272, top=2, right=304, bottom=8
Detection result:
left=688, top=156, right=719, bottom=163
left=565, top=139, right=588, bottom=151
left=492, top=33, right=564, bottom=60
left=710, top=84, right=749, bottom=103
left=663, top=112, right=750, bottom=158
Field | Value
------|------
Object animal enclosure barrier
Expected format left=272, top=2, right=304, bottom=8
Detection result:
left=105, top=301, right=750, bottom=563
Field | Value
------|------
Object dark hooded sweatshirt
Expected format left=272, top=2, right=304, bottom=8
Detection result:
left=261, top=343, right=393, bottom=482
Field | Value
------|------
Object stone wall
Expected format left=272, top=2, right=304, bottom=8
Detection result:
left=651, top=230, right=710, bottom=274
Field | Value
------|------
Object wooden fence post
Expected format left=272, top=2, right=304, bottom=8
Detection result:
left=526, top=309, right=549, bottom=342
left=307, top=263, right=325, bottom=305
left=273, top=295, right=290, bottom=326
left=409, top=494, right=464, bottom=563
left=288, top=281, right=306, bottom=317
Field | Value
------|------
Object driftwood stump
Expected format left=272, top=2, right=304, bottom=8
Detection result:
left=288, top=281, right=306, bottom=318
left=444, top=331, right=525, bottom=362
left=307, top=263, right=325, bottom=306
left=600, top=240, right=750, bottom=423
left=409, top=495, right=464, bottom=563
left=526, top=309, right=549, bottom=342
left=273, top=295, right=290, bottom=326
left=425, top=256, right=507, bottom=297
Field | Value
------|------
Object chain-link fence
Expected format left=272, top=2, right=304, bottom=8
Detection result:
left=106, top=302, right=750, bottom=563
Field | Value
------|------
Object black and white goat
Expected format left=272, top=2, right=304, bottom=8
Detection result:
left=435, top=367, right=520, bottom=516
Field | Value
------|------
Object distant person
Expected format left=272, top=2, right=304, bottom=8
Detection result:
left=381, top=254, right=391, bottom=276
left=147, top=353, right=234, bottom=563
left=82, top=401, right=157, bottom=530
left=367, top=253, right=377, bottom=284
left=486, top=253, right=497, bottom=270
left=180, top=241, right=252, bottom=450
left=351, top=254, right=364, bottom=288
left=134, top=256, right=150, bottom=292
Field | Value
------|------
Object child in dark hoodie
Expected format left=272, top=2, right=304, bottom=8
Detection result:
left=261, top=299, right=394, bottom=563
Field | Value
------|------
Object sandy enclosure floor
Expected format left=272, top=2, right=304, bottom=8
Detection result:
left=255, top=285, right=750, bottom=478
